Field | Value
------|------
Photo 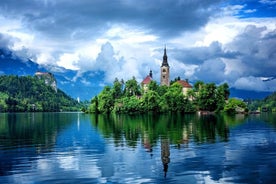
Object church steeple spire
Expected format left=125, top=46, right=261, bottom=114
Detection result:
left=160, top=45, right=170, bottom=86
left=162, top=45, right=169, bottom=67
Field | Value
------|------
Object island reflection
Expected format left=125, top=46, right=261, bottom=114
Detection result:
left=90, top=113, right=247, bottom=147
left=90, top=113, right=248, bottom=177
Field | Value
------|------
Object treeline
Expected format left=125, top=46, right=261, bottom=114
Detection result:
left=85, top=77, right=234, bottom=114
left=247, top=91, right=276, bottom=112
left=0, top=75, right=81, bottom=112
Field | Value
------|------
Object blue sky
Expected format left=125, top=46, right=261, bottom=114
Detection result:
left=0, top=0, right=276, bottom=92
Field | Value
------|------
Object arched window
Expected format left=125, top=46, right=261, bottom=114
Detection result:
left=163, top=69, right=166, bottom=72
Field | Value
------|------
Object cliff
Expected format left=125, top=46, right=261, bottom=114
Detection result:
left=35, top=72, right=57, bottom=92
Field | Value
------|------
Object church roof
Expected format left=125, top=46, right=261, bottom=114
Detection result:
left=176, top=80, right=192, bottom=88
left=141, top=75, right=152, bottom=85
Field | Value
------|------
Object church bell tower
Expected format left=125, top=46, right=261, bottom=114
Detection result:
left=160, top=46, right=170, bottom=86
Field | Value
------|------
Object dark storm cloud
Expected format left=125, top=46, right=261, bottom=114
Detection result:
left=171, top=41, right=241, bottom=65
left=0, top=0, right=221, bottom=40
left=226, top=25, right=276, bottom=77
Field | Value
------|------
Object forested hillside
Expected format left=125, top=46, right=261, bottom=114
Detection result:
left=247, top=91, right=276, bottom=112
left=0, top=75, right=81, bottom=112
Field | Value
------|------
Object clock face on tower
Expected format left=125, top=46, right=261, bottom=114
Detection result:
left=161, top=66, right=169, bottom=86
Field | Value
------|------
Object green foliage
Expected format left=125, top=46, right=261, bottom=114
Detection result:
left=124, top=76, right=141, bottom=97
left=87, top=77, right=231, bottom=114
left=88, top=96, right=99, bottom=113
left=112, top=78, right=123, bottom=99
left=161, top=83, right=183, bottom=112
left=148, top=81, right=159, bottom=92
left=188, top=82, right=230, bottom=112
left=0, top=75, right=81, bottom=112
left=216, top=83, right=230, bottom=112
left=197, top=83, right=217, bottom=111
left=0, top=92, right=8, bottom=111
left=247, top=91, right=276, bottom=112
left=98, top=86, right=114, bottom=113
left=224, top=98, right=247, bottom=114
left=193, top=80, right=204, bottom=92
left=141, top=90, right=160, bottom=112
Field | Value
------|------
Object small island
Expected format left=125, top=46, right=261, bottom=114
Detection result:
left=85, top=47, right=247, bottom=114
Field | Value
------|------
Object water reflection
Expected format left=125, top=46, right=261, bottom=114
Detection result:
left=1, top=112, right=276, bottom=183
left=0, top=113, right=77, bottom=176
left=161, top=138, right=170, bottom=178
left=90, top=113, right=249, bottom=179
left=0, top=113, right=75, bottom=151
left=90, top=113, right=245, bottom=148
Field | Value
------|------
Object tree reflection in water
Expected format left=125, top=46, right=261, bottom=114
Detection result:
left=90, top=113, right=247, bottom=178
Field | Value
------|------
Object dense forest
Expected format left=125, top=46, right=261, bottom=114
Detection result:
left=0, top=75, right=81, bottom=112
left=247, top=91, right=276, bottom=112
left=85, top=77, right=246, bottom=114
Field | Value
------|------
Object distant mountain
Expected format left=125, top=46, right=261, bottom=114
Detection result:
left=0, top=48, right=41, bottom=75
left=0, top=48, right=103, bottom=100
left=229, top=88, right=272, bottom=100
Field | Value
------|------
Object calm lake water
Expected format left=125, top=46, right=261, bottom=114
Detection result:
left=0, top=112, right=276, bottom=184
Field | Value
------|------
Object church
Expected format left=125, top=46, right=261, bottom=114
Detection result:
left=141, top=46, right=192, bottom=96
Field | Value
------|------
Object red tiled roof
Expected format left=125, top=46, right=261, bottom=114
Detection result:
left=176, top=80, right=192, bottom=88
left=141, top=75, right=152, bottom=84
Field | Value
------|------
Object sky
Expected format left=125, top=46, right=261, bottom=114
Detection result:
left=0, top=0, right=276, bottom=92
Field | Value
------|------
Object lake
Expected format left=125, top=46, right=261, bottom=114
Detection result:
left=0, top=112, right=276, bottom=183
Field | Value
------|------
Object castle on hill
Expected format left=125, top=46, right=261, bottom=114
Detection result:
left=141, top=46, right=192, bottom=96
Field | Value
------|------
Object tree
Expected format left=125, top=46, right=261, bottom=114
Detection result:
left=197, top=83, right=217, bottom=111
left=141, top=90, right=160, bottom=112
left=98, top=86, right=114, bottom=113
left=224, top=98, right=247, bottom=114
left=161, top=83, right=184, bottom=112
left=124, top=77, right=141, bottom=97
left=112, top=78, right=123, bottom=99
left=0, top=92, right=8, bottom=112
left=5, top=97, right=18, bottom=112
left=148, top=81, right=159, bottom=92
left=193, top=80, right=204, bottom=92
left=121, top=96, right=142, bottom=114
left=216, top=83, right=230, bottom=112
left=157, top=85, right=168, bottom=97
left=89, top=96, right=99, bottom=113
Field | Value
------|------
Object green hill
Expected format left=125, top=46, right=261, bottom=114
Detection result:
left=0, top=75, right=81, bottom=112
left=247, top=91, right=276, bottom=112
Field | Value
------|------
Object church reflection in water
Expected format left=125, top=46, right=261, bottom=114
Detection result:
left=161, top=138, right=170, bottom=178
left=143, top=134, right=171, bottom=178
left=90, top=113, right=244, bottom=178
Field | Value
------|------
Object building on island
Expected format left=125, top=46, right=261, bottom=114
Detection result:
left=176, top=79, right=192, bottom=96
left=141, top=70, right=153, bottom=92
left=141, top=46, right=193, bottom=96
